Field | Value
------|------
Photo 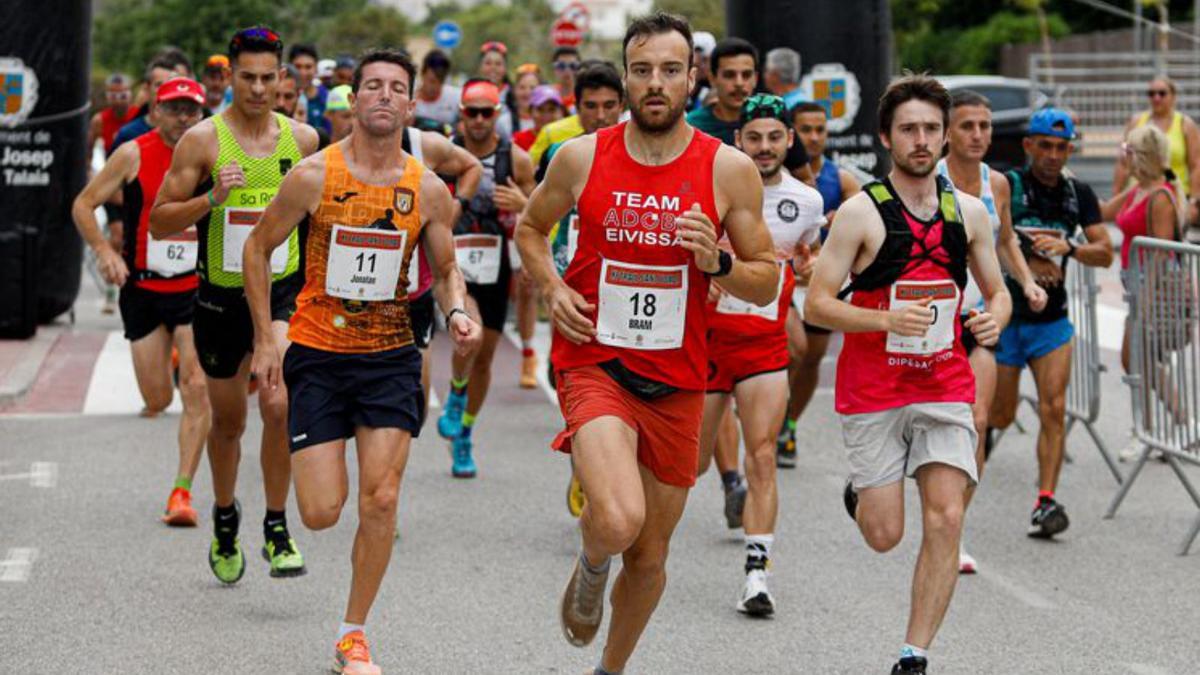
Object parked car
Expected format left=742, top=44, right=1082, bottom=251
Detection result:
left=937, top=75, right=1052, bottom=172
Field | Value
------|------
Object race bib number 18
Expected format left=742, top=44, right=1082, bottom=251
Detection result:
left=596, top=259, right=688, bottom=351
left=886, top=280, right=959, bottom=355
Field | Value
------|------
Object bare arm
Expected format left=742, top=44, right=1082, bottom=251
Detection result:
left=420, top=169, right=481, bottom=354
left=991, top=173, right=1043, bottom=313
left=700, top=145, right=778, bottom=306
left=1112, top=115, right=1138, bottom=195
left=1100, top=184, right=1135, bottom=222
left=1076, top=222, right=1115, bottom=268
left=1148, top=190, right=1179, bottom=241
left=515, top=137, right=596, bottom=344
left=825, top=168, right=862, bottom=228
left=961, top=194, right=1011, bottom=342
left=290, top=118, right=321, bottom=157
left=422, top=132, right=483, bottom=199
left=1184, top=116, right=1200, bottom=199
left=72, top=142, right=137, bottom=285
left=149, top=123, right=217, bottom=237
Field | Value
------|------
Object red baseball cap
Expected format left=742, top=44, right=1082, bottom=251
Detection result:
left=157, top=78, right=205, bottom=106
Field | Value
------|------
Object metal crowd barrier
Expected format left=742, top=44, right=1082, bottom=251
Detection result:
left=1105, top=236, right=1200, bottom=555
left=992, top=251, right=1122, bottom=483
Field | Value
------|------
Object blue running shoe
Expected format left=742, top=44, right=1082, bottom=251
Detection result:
left=438, top=390, right=466, bottom=439
left=451, top=434, right=477, bottom=478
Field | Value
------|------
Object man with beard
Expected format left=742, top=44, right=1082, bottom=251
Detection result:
left=245, top=48, right=480, bottom=673
left=686, top=37, right=757, bottom=146
left=805, top=74, right=1009, bottom=675
left=151, top=26, right=320, bottom=585
left=516, top=13, right=778, bottom=674
left=696, top=93, right=825, bottom=617
left=72, top=78, right=210, bottom=527
left=434, top=78, right=536, bottom=478
left=277, top=64, right=330, bottom=148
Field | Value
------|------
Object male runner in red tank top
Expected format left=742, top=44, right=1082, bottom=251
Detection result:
left=516, top=13, right=779, bottom=675
left=806, top=74, right=1011, bottom=675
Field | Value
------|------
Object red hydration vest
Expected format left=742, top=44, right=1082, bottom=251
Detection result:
left=551, top=122, right=723, bottom=391
left=122, top=131, right=198, bottom=293
left=835, top=177, right=975, bottom=414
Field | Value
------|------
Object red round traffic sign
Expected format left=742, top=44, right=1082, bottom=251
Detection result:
left=551, top=19, right=584, bottom=47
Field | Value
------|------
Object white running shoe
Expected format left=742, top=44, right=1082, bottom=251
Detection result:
left=958, top=545, right=977, bottom=575
left=736, top=568, right=775, bottom=617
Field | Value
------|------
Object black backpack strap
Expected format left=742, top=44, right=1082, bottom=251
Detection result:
left=494, top=137, right=512, bottom=187
left=837, top=179, right=912, bottom=299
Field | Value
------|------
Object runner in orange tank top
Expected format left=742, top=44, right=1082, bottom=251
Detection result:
left=516, top=14, right=778, bottom=674
left=242, top=49, right=481, bottom=675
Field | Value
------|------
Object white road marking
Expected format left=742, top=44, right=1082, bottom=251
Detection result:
left=0, top=462, right=57, bottom=487
left=0, top=548, right=38, bottom=582
left=1128, top=664, right=1174, bottom=675
left=83, top=331, right=183, bottom=416
left=976, top=568, right=1057, bottom=610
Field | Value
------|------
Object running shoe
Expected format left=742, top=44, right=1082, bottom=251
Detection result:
left=333, top=630, right=381, bottom=675
left=560, top=555, right=609, bottom=647
left=161, top=487, right=198, bottom=527
left=724, top=477, right=747, bottom=529
left=520, top=353, right=538, bottom=389
left=891, top=656, right=928, bottom=674
left=1027, top=496, right=1069, bottom=539
left=776, top=425, right=796, bottom=469
left=437, top=390, right=466, bottom=439
left=958, top=545, right=977, bottom=575
left=171, top=347, right=180, bottom=388
left=843, top=480, right=858, bottom=522
left=261, top=524, right=306, bottom=578
left=547, top=361, right=556, bottom=391
left=566, top=474, right=586, bottom=518
left=736, top=563, right=775, bottom=617
left=102, top=285, right=117, bottom=315
left=208, top=535, right=245, bottom=585
left=451, top=434, right=476, bottom=478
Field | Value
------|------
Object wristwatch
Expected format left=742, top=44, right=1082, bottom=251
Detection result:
left=711, top=250, right=733, bottom=277
left=1065, top=240, right=1077, bottom=259
left=446, top=307, right=467, bottom=323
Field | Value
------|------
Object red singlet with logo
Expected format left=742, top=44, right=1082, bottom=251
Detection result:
left=122, top=131, right=198, bottom=293
left=551, top=122, right=723, bottom=391
left=835, top=207, right=975, bottom=414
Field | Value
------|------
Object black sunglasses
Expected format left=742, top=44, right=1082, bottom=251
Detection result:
left=1147, top=89, right=1170, bottom=98
left=462, top=106, right=498, bottom=119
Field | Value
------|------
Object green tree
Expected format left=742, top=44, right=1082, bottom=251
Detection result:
left=316, top=5, right=410, bottom=57
left=421, top=0, right=556, bottom=78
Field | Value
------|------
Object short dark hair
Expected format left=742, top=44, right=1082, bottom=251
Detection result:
left=710, top=37, right=758, bottom=75
left=352, top=48, right=416, bottom=93
left=153, top=47, right=193, bottom=78
left=422, top=49, right=452, bottom=80
left=281, top=64, right=299, bottom=82
left=878, top=72, right=950, bottom=136
left=623, top=12, right=693, bottom=70
left=228, top=26, right=283, bottom=66
left=144, top=57, right=178, bottom=83
left=575, top=62, right=624, bottom=103
left=950, top=89, right=991, bottom=110
left=552, top=46, right=580, bottom=62
left=288, top=44, right=318, bottom=64
left=791, top=101, right=827, bottom=121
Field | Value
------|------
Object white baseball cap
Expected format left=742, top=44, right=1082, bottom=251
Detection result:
left=693, top=32, right=716, bottom=58
left=317, top=59, right=336, bottom=78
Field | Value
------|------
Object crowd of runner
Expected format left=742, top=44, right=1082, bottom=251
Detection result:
left=71, top=9, right=1184, bottom=675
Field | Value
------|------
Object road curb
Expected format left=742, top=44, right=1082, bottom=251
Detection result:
left=0, top=325, right=64, bottom=407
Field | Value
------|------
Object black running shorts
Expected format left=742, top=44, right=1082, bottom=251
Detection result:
left=410, top=290, right=435, bottom=350
left=119, top=285, right=195, bottom=342
left=466, top=263, right=512, bottom=333
left=283, top=342, right=425, bottom=452
left=193, top=276, right=301, bottom=379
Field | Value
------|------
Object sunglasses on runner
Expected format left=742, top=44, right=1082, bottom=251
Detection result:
left=461, top=106, right=499, bottom=119
left=554, top=61, right=581, bottom=72
left=1147, top=89, right=1170, bottom=98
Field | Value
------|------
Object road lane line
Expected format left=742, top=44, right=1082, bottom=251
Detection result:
left=977, top=568, right=1057, bottom=610
left=502, top=323, right=557, bottom=406
left=83, top=331, right=183, bottom=415
left=0, top=548, right=38, bottom=582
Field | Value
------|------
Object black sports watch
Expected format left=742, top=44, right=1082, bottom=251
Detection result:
left=446, top=307, right=468, bottom=323
left=1065, top=240, right=1077, bottom=259
left=710, top=250, right=733, bottom=277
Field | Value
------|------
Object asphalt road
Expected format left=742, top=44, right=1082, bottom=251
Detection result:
left=2, top=276, right=1199, bottom=675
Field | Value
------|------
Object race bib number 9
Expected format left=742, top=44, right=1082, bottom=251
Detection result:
left=455, top=234, right=502, bottom=284
left=325, top=225, right=407, bottom=301
left=886, top=280, right=959, bottom=356
left=222, top=188, right=288, bottom=274
left=146, top=227, right=198, bottom=277
left=596, top=259, right=688, bottom=351
left=716, top=263, right=784, bottom=320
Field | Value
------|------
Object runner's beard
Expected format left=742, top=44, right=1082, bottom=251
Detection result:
left=631, top=95, right=686, bottom=135
left=892, top=152, right=936, bottom=178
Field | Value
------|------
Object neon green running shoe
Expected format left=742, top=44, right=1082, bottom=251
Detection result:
left=208, top=536, right=245, bottom=584
left=261, top=525, right=306, bottom=578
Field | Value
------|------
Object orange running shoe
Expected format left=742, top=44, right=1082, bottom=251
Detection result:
left=334, top=631, right=381, bottom=675
left=171, top=348, right=180, bottom=388
left=519, top=352, right=538, bottom=389
left=162, top=487, right=198, bottom=527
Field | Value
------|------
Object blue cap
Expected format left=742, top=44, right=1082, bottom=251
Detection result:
left=1027, top=107, right=1075, bottom=140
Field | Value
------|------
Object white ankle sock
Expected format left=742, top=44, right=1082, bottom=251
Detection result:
left=338, top=622, right=364, bottom=640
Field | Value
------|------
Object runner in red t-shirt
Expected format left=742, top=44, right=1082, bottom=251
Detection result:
left=516, top=13, right=778, bottom=673
left=805, top=74, right=1010, bottom=675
